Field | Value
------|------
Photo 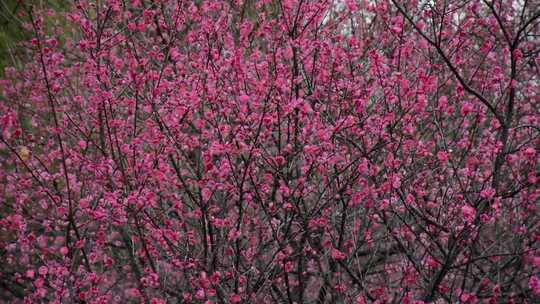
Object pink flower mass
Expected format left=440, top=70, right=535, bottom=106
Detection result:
left=0, top=0, right=539, bottom=303
left=460, top=205, right=476, bottom=224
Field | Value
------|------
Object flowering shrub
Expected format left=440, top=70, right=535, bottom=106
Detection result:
left=0, top=1, right=539, bottom=303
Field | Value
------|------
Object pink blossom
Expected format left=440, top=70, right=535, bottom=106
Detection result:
left=461, top=205, right=476, bottom=224
left=229, top=294, right=242, bottom=303
left=238, top=94, right=250, bottom=103
left=60, top=246, right=69, bottom=256
left=480, top=188, right=496, bottom=199
left=529, top=276, right=540, bottom=296
left=437, top=151, right=449, bottom=163
left=0, top=2, right=538, bottom=303
left=331, top=249, right=347, bottom=260
left=125, top=288, right=141, bottom=298
left=38, top=266, right=48, bottom=276
left=195, top=288, right=205, bottom=300
left=524, top=147, right=536, bottom=158
left=531, top=256, right=540, bottom=267
left=460, top=102, right=474, bottom=116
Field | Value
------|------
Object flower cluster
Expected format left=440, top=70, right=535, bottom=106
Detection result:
left=0, top=1, right=539, bottom=303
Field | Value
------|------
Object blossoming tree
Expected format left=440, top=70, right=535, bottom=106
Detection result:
left=0, top=0, right=539, bottom=303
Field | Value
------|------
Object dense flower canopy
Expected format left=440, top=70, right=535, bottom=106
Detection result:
left=0, top=0, right=539, bottom=303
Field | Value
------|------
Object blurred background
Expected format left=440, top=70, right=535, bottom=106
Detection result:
left=0, top=0, right=69, bottom=76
